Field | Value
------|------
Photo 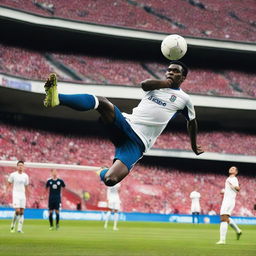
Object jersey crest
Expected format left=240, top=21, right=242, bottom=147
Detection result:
left=169, top=95, right=177, bottom=102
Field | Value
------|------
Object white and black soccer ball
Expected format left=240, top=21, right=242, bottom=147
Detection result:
left=161, top=34, right=187, bottom=60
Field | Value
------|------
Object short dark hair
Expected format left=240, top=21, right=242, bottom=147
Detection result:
left=170, top=60, right=188, bottom=77
left=17, top=160, right=24, bottom=165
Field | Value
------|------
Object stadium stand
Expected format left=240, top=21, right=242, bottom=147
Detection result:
left=51, top=53, right=152, bottom=85
left=0, top=44, right=55, bottom=80
left=1, top=164, right=255, bottom=216
left=155, top=130, right=256, bottom=155
left=0, top=123, right=114, bottom=166
left=0, top=124, right=256, bottom=164
left=1, top=44, right=255, bottom=98
left=1, top=0, right=256, bottom=42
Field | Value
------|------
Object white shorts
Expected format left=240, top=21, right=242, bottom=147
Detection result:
left=13, top=197, right=26, bottom=209
left=108, top=201, right=120, bottom=211
left=220, top=200, right=235, bottom=216
left=191, top=206, right=201, bottom=213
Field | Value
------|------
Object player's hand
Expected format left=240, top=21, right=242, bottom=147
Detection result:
left=192, top=145, right=204, bottom=155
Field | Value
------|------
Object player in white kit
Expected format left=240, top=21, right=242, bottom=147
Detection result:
left=7, top=161, right=29, bottom=233
left=190, top=190, right=201, bottom=224
left=43, top=61, right=204, bottom=186
left=216, top=166, right=242, bottom=244
left=104, top=183, right=121, bottom=230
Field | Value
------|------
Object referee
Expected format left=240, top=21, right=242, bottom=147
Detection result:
left=46, top=169, right=65, bottom=230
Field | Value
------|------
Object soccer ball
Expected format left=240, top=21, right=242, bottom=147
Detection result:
left=161, top=34, right=187, bottom=60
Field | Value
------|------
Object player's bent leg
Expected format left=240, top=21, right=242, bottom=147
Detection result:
left=96, top=97, right=115, bottom=124
left=44, top=74, right=114, bottom=116
left=229, top=218, right=242, bottom=239
left=102, top=160, right=129, bottom=186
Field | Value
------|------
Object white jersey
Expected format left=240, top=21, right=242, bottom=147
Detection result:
left=223, top=176, right=239, bottom=201
left=220, top=176, right=239, bottom=215
left=190, top=191, right=201, bottom=212
left=123, top=88, right=195, bottom=151
left=107, top=183, right=120, bottom=203
left=8, top=171, right=29, bottom=199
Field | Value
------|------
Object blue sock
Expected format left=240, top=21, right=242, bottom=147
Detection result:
left=100, top=169, right=108, bottom=181
left=59, top=94, right=98, bottom=111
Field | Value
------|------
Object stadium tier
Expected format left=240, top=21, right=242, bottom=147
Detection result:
left=0, top=124, right=256, bottom=164
left=1, top=165, right=255, bottom=216
left=1, top=45, right=255, bottom=98
left=1, top=0, right=256, bottom=42
left=155, top=130, right=256, bottom=155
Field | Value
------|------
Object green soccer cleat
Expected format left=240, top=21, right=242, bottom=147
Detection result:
left=10, top=227, right=15, bottom=233
left=44, top=73, right=60, bottom=108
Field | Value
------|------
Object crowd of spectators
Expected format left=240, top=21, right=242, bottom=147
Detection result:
left=155, top=130, right=256, bottom=155
left=0, top=124, right=255, bottom=168
left=1, top=44, right=255, bottom=98
left=0, top=123, right=255, bottom=215
left=1, top=0, right=255, bottom=42
left=0, top=44, right=54, bottom=80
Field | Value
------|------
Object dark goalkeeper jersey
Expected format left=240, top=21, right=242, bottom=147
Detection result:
left=46, top=178, right=65, bottom=202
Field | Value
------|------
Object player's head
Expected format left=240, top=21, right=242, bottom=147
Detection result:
left=16, top=160, right=25, bottom=172
left=166, top=61, right=188, bottom=87
left=229, top=166, right=238, bottom=176
left=51, top=169, right=57, bottom=178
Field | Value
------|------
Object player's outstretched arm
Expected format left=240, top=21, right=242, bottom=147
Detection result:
left=141, top=79, right=173, bottom=91
left=187, top=119, right=204, bottom=155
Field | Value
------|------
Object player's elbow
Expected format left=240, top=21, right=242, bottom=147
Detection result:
left=141, top=80, right=150, bottom=91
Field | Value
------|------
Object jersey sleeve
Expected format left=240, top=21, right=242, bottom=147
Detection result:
left=181, top=97, right=196, bottom=121
left=46, top=180, right=50, bottom=188
left=7, top=173, right=14, bottom=183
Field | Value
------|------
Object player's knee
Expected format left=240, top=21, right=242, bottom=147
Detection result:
left=104, top=174, right=119, bottom=187
left=97, top=97, right=111, bottom=110
left=220, top=215, right=228, bottom=222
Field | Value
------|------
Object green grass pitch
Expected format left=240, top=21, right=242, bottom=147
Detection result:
left=0, top=220, right=255, bottom=256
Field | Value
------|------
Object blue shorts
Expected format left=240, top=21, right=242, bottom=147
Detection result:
left=111, top=106, right=145, bottom=171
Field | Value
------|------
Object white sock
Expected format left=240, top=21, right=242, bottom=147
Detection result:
left=104, top=211, right=111, bottom=229
left=11, top=213, right=18, bottom=229
left=229, top=218, right=241, bottom=233
left=113, top=212, right=119, bottom=230
left=220, top=222, right=228, bottom=241
left=17, top=215, right=24, bottom=231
